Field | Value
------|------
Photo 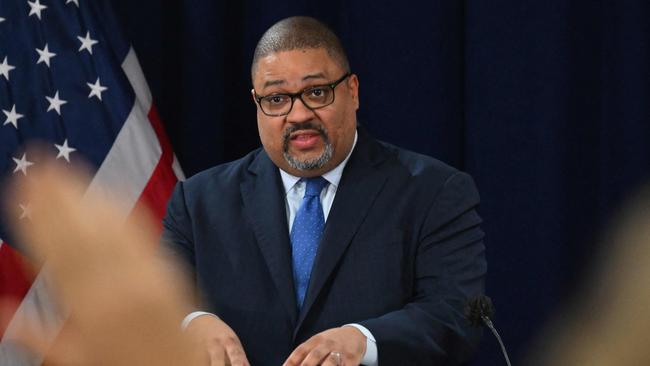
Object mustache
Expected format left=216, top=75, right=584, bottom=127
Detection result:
left=282, top=122, right=329, bottom=149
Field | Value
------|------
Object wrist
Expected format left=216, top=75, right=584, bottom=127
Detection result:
left=342, top=324, right=378, bottom=365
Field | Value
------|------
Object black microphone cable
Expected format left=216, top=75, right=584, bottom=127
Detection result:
left=465, top=295, right=512, bottom=366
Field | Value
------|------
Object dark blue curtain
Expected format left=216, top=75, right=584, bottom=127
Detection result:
left=113, top=1, right=650, bottom=364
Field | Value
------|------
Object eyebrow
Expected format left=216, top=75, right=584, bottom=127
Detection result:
left=262, top=73, right=328, bottom=90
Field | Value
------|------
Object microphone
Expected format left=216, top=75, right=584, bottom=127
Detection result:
left=465, top=295, right=512, bottom=366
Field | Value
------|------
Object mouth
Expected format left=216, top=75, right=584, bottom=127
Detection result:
left=281, top=123, right=333, bottom=171
left=288, top=129, right=323, bottom=150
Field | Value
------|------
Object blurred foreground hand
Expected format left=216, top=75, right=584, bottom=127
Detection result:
left=531, top=186, right=650, bottom=366
left=4, top=159, right=200, bottom=365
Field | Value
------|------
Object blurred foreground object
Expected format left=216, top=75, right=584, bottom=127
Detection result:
left=0, top=0, right=183, bottom=361
left=530, top=186, right=650, bottom=365
left=2, top=161, right=198, bottom=365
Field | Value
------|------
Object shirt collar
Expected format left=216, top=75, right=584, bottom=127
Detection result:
left=279, top=130, right=358, bottom=193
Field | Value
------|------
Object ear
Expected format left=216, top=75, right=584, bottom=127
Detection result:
left=251, top=88, right=260, bottom=109
left=347, top=74, right=360, bottom=110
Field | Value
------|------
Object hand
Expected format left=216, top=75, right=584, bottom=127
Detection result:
left=5, top=157, right=199, bottom=365
left=283, top=326, right=366, bottom=366
left=185, top=314, right=250, bottom=366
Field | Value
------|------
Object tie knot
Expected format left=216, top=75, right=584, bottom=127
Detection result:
left=303, top=177, right=328, bottom=197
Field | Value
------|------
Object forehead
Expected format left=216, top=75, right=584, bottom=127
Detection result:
left=254, top=48, right=342, bottom=91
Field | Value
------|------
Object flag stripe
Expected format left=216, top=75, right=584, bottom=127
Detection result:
left=121, top=47, right=152, bottom=114
left=0, top=244, right=34, bottom=339
left=0, top=263, right=63, bottom=365
left=128, top=105, right=180, bottom=233
left=83, top=48, right=160, bottom=216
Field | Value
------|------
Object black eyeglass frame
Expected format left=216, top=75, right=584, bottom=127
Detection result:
left=254, top=73, right=352, bottom=117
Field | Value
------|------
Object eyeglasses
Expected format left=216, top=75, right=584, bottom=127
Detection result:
left=254, top=73, right=351, bottom=117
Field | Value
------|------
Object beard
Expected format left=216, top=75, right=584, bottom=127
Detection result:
left=282, top=121, right=333, bottom=171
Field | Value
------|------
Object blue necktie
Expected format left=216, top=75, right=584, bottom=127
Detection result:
left=291, top=177, right=328, bottom=309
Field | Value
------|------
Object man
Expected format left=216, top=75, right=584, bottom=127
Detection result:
left=162, top=16, right=486, bottom=366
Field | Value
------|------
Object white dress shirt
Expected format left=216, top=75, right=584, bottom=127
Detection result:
left=183, top=131, right=378, bottom=365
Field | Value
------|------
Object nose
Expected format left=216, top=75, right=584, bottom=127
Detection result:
left=286, top=96, right=315, bottom=124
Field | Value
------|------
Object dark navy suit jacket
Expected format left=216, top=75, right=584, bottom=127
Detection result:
left=162, top=128, right=487, bottom=365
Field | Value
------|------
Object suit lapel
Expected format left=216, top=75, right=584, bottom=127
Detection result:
left=240, top=150, right=298, bottom=326
left=295, top=129, right=391, bottom=332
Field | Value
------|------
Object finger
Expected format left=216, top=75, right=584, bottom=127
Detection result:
left=40, top=321, right=93, bottom=366
left=283, top=341, right=312, bottom=366
left=208, top=345, right=227, bottom=366
left=223, top=336, right=250, bottom=366
left=9, top=157, right=158, bottom=268
left=299, top=344, right=332, bottom=366
left=320, top=352, right=344, bottom=366
left=7, top=160, right=88, bottom=264
left=12, top=319, right=91, bottom=366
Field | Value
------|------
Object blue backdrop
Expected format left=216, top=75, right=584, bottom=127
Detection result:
left=113, top=1, right=650, bottom=364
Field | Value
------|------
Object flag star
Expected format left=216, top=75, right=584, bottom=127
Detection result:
left=28, top=0, right=47, bottom=20
left=3, top=105, right=24, bottom=129
left=0, top=56, right=15, bottom=81
left=46, top=91, right=67, bottom=115
left=13, top=153, right=34, bottom=175
left=66, top=0, right=79, bottom=6
left=87, top=77, right=107, bottom=100
left=77, top=31, right=98, bottom=54
left=0, top=17, right=5, bottom=23
left=55, top=139, right=76, bottom=162
left=36, top=44, right=56, bottom=67
left=19, top=203, right=32, bottom=220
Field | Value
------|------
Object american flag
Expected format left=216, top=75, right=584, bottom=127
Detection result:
left=0, top=0, right=184, bottom=363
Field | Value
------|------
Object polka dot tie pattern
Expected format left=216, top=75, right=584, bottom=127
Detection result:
left=290, top=176, right=329, bottom=310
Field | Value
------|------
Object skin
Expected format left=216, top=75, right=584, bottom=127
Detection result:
left=252, top=48, right=360, bottom=178
left=5, top=159, right=365, bottom=366
left=254, top=48, right=366, bottom=365
left=5, top=160, right=201, bottom=365
left=4, top=48, right=367, bottom=366
left=188, top=48, right=366, bottom=366
left=185, top=316, right=250, bottom=366
left=282, top=327, right=367, bottom=366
